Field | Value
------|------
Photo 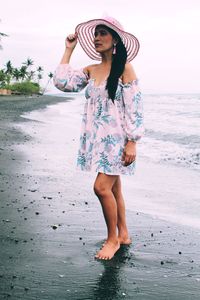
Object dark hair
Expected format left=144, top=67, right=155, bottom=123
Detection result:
left=96, top=25, right=127, bottom=103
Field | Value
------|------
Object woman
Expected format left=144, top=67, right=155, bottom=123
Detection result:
left=53, top=16, right=144, bottom=260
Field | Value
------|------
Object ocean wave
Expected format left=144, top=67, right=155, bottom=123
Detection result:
left=140, top=137, right=200, bottom=171
left=145, top=129, right=200, bottom=147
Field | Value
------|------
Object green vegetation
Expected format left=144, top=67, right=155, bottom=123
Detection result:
left=5, top=81, right=40, bottom=95
left=0, top=58, right=53, bottom=95
left=1, top=19, right=53, bottom=95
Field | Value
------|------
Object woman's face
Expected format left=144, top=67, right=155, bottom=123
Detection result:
left=94, top=26, right=115, bottom=54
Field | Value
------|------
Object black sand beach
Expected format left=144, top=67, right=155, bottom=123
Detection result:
left=0, top=95, right=200, bottom=300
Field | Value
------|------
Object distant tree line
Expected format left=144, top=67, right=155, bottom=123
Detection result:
left=0, top=19, right=53, bottom=95
left=0, top=58, right=53, bottom=95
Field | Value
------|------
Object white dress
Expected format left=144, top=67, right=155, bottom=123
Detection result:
left=54, top=64, right=144, bottom=175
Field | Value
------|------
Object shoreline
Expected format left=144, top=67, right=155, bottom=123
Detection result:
left=0, top=95, right=200, bottom=299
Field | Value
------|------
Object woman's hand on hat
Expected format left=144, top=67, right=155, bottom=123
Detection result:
left=65, top=33, right=78, bottom=50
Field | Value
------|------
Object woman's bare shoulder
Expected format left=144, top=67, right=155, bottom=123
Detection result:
left=122, top=63, right=137, bottom=83
left=83, top=64, right=99, bottom=77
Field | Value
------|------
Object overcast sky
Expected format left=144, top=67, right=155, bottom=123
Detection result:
left=1, top=0, right=200, bottom=93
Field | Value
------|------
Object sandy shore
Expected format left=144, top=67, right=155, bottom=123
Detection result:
left=0, top=95, right=200, bottom=300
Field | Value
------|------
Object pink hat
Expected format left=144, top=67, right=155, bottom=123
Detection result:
left=75, top=16, right=140, bottom=62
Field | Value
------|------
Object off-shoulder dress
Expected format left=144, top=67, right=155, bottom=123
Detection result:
left=54, top=64, right=144, bottom=175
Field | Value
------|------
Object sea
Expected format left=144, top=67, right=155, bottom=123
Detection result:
left=18, top=92, right=200, bottom=229
left=47, top=92, right=200, bottom=171
left=142, top=93, right=200, bottom=171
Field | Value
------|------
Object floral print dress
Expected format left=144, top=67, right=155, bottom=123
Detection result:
left=54, top=64, right=144, bottom=175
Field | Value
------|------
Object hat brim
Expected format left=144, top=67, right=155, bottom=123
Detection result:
left=75, top=19, right=140, bottom=62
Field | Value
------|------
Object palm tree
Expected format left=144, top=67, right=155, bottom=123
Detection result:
left=27, top=70, right=35, bottom=81
left=42, top=72, right=53, bottom=94
left=37, top=73, right=43, bottom=83
left=0, top=32, right=7, bottom=37
left=0, top=32, right=8, bottom=50
left=4, top=61, right=13, bottom=85
left=19, top=65, right=28, bottom=81
left=5, top=60, right=13, bottom=75
left=22, top=58, right=34, bottom=80
left=23, top=58, right=34, bottom=68
left=36, top=66, right=44, bottom=85
left=0, top=69, right=6, bottom=87
left=48, top=72, right=53, bottom=78
left=37, top=66, right=43, bottom=73
left=0, top=19, right=8, bottom=50
left=12, top=68, right=21, bottom=81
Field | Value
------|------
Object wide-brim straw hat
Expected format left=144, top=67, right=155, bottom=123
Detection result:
left=75, top=16, right=140, bottom=62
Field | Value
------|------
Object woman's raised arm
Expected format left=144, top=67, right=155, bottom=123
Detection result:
left=60, top=33, right=78, bottom=64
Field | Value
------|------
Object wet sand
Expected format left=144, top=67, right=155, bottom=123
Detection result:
left=0, top=95, right=200, bottom=300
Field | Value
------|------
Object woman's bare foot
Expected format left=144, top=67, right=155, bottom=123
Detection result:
left=101, top=235, right=132, bottom=248
left=118, top=230, right=132, bottom=245
left=95, top=239, right=120, bottom=260
left=118, top=236, right=132, bottom=245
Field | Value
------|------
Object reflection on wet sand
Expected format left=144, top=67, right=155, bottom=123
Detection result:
left=93, top=246, right=133, bottom=299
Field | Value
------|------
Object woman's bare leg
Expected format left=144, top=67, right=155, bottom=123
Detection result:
left=94, top=172, right=120, bottom=260
left=112, top=177, right=131, bottom=244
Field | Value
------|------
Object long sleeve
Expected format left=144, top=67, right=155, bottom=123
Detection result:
left=53, top=64, right=88, bottom=92
left=122, top=80, right=145, bottom=142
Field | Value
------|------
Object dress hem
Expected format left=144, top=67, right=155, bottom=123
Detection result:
left=76, top=166, right=136, bottom=176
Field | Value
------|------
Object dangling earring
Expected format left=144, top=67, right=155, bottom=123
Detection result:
left=113, top=43, right=116, bottom=55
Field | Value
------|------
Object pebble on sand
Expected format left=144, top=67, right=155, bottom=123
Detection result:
left=51, top=225, right=58, bottom=230
left=29, top=189, right=37, bottom=192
